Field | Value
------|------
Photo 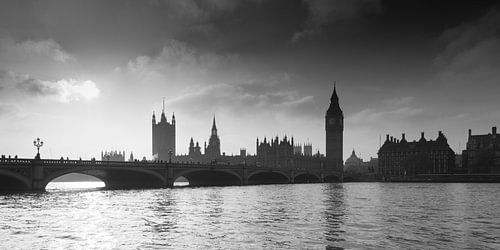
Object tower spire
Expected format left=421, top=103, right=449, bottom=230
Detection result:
left=160, top=98, right=167, bottom=122
left=211, top=114, right=217, bottom=136
left=331, top=81, right=339, bottom=102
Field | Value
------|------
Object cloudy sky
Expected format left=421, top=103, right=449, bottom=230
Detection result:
left=1, top=0, right=499, bottom=160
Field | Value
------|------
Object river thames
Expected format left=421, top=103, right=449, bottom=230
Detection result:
left=1, top=182, right=499, bottom=249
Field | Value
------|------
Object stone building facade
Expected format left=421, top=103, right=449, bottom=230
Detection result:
left=101, top=150, right=125, bottom=161
left=462, top=127, right=500, bottom=173
left=344, top=149, right=376, bottom=175
left=378, top=131, right=455, bottom=178
left=255, top=136, right=324, bottom=169
left=152, top=101, right=176, bottom=161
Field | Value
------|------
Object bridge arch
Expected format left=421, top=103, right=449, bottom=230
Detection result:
left=323, top=174, right=341, bottom=183
left=247, top=170, right=290, bottom=185
left=43, top=170, right=108, bottom=188
left=43, top=167, right=166, bottom=190
left=343, top=176, right=355, bottom=182
left=0, top=169, right=31, bottom=191
left=293, top=172, right=322, bottom=183
left=174, top=169, right=242, bottom=186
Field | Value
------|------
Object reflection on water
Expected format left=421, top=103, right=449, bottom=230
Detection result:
left=46, top=181, right=106, bottom=191
left=323, top=184, right=346, bottom=246
left=1, top=183, right=500, bottom=249
left=173, top=181, right=189, bottom=187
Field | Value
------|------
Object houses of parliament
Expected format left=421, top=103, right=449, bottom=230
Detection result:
left=151, top=83, right=500, bottom=179
left=151, top=85, right=344, bottom=172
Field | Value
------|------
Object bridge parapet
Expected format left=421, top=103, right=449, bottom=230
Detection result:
left=0, top=158, right=33, bottom=164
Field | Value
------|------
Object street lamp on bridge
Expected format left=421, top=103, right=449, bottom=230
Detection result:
left=33, top=137, right=44, bottom=159
left=168, top=149, right=173, bottom=163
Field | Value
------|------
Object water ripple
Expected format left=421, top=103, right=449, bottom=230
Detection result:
left=1, top=183, right=500, bottom=249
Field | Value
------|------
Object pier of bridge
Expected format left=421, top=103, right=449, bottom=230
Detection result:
left=0, top=157, right=342, bottom=192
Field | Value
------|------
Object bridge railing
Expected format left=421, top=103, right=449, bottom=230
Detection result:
left=0, top=158, right=32, bottom=163
left=0, top=158, right=33, bottom=168
left=0, top=158, right=340, bottom=173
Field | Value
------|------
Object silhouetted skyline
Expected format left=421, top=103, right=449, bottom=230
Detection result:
left=1, top=0, right=499, bottom=160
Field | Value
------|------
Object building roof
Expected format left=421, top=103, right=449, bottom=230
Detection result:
left=379, top=132, right=454, bottom=153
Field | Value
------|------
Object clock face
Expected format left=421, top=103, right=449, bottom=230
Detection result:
left=328, top=118, right=336, bottom=125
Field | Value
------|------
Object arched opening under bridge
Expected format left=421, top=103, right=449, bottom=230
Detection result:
left=44, top=168, right=166, bottom=190
left=0, top=170, right=30, bottom=192
left=248, top=171, right=290, bottom=185
left=343, top=176, right=355, bottom=182
left=46, top=173, right=105, bottom=191
left=173, top=176, right=189, bottom=187
left=176, top=170, right=242, bottom=187
left=294, top=173, right=321, bottom=184
left=324, top=175, right=341, bottom=183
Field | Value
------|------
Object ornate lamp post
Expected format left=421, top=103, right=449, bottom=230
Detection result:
left=33, top=137, right=44, bottom=159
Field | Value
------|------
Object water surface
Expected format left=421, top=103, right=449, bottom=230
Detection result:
left=1, top=183, right=499, bottom=249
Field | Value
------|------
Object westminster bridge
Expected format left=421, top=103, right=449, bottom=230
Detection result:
left=0, top=158, right=342, bottom=191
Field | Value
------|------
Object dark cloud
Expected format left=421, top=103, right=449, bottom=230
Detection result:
left=291, top=0, right=381, bottom=43
left=434, top=8, right=500, bottom=74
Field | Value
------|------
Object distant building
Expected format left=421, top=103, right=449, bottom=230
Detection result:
left=454, top=154, right=464, bottom=173
left=188, top=138, right=202, bottom=160
left=171, top=84, right=337, bottom=171
left=344, top=149, right=363, bottom=169
left=256, top=136, right=295, bottom=168
left=303, top=143, right=313, bottom=156
left=152, top=100, right=176, bottom=161
left=366, top=158, right=378, bottom=173
left=462, top=127, right=500, bottom=173
left=344, top=149, right=376, bottom=175
left=325, top=84, right=343, bottom=171
left=101, top=150, right=125, bottom=161
left=293, top=145, right=302, bottom=155
left=378, top=131, right=455, bottom=179
left=205, top=116, right=221, bottom=161
left=255, top=136, right=324, bottom=169
left=176, top=116, right=223, bottom=163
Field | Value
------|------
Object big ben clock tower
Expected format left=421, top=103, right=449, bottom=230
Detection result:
left=325, top=83, right=343, bottom=172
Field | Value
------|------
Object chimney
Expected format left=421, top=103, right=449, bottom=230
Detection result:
left=493, top=127, right=497, bottom=135
left=421, top=132, right=425, bottom=139
left=402, top=133, right=405, bottom=140
left=390, top=136, right=393, bottom=142
left=386, top=134, right=390, bottom=142
left=468, top=129, right=472, bottom=137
